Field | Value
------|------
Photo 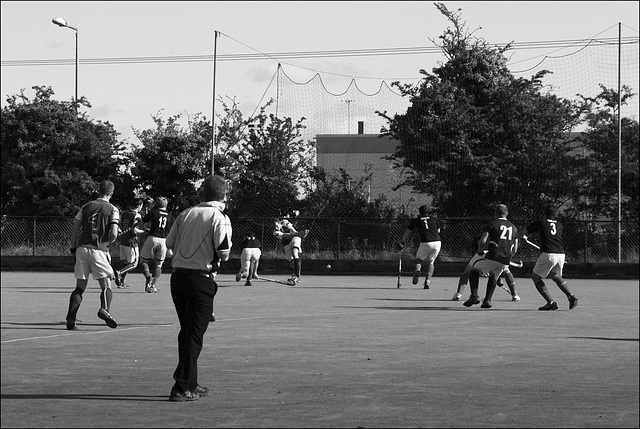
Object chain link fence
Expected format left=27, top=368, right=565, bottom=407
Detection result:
left=2, top=216, right=638, bottom=263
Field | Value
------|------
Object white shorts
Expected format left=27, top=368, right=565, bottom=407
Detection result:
left=119, top=245, right=139, bottom=265
left=241, top=248, right=262, bottom=271
left=472, top=258, right=508, bottom=278
left=533, top=252, right=565, bottom=278
left=141, top=236, right=167, bottom=262
left=74, top=246, right=113, bottom=281
left=416, top=241, right=441, bottom=263
left=284, top=236, right=302, bottom=259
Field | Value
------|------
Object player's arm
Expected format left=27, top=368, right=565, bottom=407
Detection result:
left=477, top=232, right=489, bottom=254
left=70, top=218, right=82, bottom=251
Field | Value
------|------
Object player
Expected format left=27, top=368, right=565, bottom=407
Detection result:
left=521, top=204, right=578, bottom=311
left=463, top=204, right=518, bottom=309
left=114, top=198, right=144, bottom=289
left=236, top=231, right=262, bottom=286
left=273, top=216, right=309, bottom=285
left=452, top=234, right=520, bottom=301
left=401, top=204, right=442, bottom=289
left=65, top=180, right=120, bottom=330
left=140, top=197, right=174, bottom=293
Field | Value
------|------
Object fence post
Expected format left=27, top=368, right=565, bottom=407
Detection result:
left=336, top=220, right=341, bottom=260
left=32, top=217, right=36, bottom=256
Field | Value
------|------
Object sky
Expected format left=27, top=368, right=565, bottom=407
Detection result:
left=2, top=1, right=639, bottom=145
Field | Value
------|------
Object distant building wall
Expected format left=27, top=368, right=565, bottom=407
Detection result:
left=316, top=134, right=430, bottom=215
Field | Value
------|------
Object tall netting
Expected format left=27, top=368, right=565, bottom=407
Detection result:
left=275, top=36, right=639, bottom=218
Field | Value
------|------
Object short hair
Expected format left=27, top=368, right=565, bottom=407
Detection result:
left=544, top=204, right=557, bottom=218
left=129, top=198, right=143, bottom=209
left=156, top=197, right=168, bottom=209
left=98, top=180, right=115, bottom=196
left=418, top=205, right=429, bottom=216
left=495, top=204, right=508, bottom=216
left=200, top=175, right=227, bottom=202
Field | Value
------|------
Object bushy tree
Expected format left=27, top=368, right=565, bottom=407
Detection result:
left=1, top=86, right=126, bottom=216
left=379, top=3, right=580, bottom=218
left=131, top=112, right=212, bottom=214
left=574, top=84, right=639, bottom=220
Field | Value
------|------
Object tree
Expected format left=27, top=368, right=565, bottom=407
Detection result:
left=379, top=3, right=580, bottom=218
left=574, top=84, right=639, bottom=220
left=1, top=86, right=126, bottom=216
left=131, top=111, right=212, bottom=214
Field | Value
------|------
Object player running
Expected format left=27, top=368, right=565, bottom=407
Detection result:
left=273, top=216, right=309, bottom=285
left=401, top=204, right=442, bottom=289
left=521, top=204, right=578, bottom=311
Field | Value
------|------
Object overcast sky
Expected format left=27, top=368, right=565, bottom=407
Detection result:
left=2, top=1, right=639, bottom=144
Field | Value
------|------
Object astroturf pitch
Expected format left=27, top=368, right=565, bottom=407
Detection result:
left=1, top=271, right=638, bottom=428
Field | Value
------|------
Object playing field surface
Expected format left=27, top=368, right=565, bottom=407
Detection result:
left=1, top=271, right=638, bottom=428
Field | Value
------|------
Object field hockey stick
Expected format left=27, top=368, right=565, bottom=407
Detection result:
left=523, top=237, right=541, bottom=250
left=254, top=275, right=294, bottom=286
left=119, top=219, right=143, bottom=237
left=397, top=249, right=402, bottom=288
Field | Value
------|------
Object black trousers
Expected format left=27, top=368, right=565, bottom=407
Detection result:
left=170, top=271, right=218, bottom=392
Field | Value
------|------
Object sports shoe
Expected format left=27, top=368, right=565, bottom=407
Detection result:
left=66, top=319, right=77, bottom=330
left=288, top=275, right=300, bottom=285
left=193, top=385, right=209, bottom=397
left=235, top=271, right=242, bottom=282
left=452, top=293, right=462, bottom=301
left=412, top=271, right=420, bottom=285
left=568, top=295, right=578, bottom=310
left=113, top=270, right=122, bottom=287
left=463, top=296, right=481, bottom=307
left=539, top=301, right=559, bottom=311
left=423, top=281, right=430, bottom=290
left=97, top=308, right=118, bottom=328
left=210, top=313, right=216, bottom=322
left=512, top=294, right=521, bottom=302
left=481, top=300, right=492, bottom=308
left=245, top=279, right=252, bottom=286
left=149, top=286, right=159, bottom=293
left=144, top=276, right=152, bottom=293
left=169, top=386, right=199, bottom=402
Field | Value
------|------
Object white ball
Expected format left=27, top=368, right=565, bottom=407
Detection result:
left=326, top=264, right=332, bottom=269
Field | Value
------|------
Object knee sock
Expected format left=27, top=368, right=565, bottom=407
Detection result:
left=100, top=287, right=112, bottom=311
left=485, top=276, right=497, bottom=301
left=469, top=271, right=479, bottom=297
left=425, top=263, right=434, bottom=285
left=534, top=279, right=553, bottom=303
left=153, top=263, right=162, bottom=280
left=66, top=288, right=84, bottom=321
left=503, top=271, right=517, bottom=295
left=293, top=258, right=301, bottom=277
left=552, top=276, right=573, bottom=298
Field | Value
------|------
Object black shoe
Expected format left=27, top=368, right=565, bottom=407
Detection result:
left=210, top=313, right=216, bottom=322
left=539, top=301, right=559, bottom=311
left=97, top=308, right=118, bottom=328
left=169, top=386, right=199, bottom=402
left=113, top=270, right=121, bottom=287
left=412, top=271, right=420, bottom=285
left=481, top=300, right=492, bottom=308
left=423, top=281, right=430, bottom=289
left=568, top=295, right=578, bottom=310
left=66, top=319, right=77, bottom=330
left=193, top=385, right=209, bottom=397
left=463, top=296, right=481, bottom=307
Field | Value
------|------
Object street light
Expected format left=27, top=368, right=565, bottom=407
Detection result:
left=52, top=17, right=78, bottom=116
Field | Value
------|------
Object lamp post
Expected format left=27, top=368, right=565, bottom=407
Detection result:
left=52, top=17, right=78, bottom=117
left=342, top=99, right=355, bottom=134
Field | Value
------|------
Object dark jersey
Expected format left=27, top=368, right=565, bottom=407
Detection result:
left=143, top=208, right=173, bottom=239
left=240, top=237, right=262, bottom=250
left=525, top=218, right=565, bottom=254
left=483, top=218, right=518, bottom=265
left=119, top=209, right=142, bottom=247
left=407, top=215, right=442, bottom=242
left=78, top=199, right=120, bottom=249
left=274, top=220, right=296, bottom=247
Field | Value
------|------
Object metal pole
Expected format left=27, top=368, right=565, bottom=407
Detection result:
left=74, top=30, right=78, bottom=117
left=617, top=22, right=622, bottom=263
left=211, top=30, right=218, bottom=175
